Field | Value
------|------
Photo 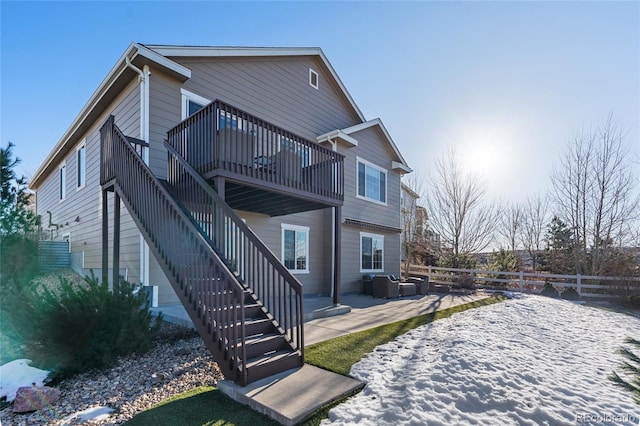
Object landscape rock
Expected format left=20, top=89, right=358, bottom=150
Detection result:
left=12, top=386, right=61, bottom=413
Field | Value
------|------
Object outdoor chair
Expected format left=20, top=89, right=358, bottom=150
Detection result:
left=372, top=275, right=399, bottom=299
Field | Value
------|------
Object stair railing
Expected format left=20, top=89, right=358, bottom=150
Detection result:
left=164, top=141, right=304, bottom=355
left=100, top=116, right=249, bottom=383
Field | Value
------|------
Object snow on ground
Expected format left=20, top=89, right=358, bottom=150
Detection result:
left=323, top=295, right=640, bottom=426
left=0, top=359, right=50, bottom=402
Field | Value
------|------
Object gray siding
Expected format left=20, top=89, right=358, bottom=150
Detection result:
left=35, top=77, right=142, bottom=284
left=149, top=69, right=182, bottom=180
left=174, top=56, right=361, bottom=141
left=340, top=126, right=403, bottom=230
left=239, top=208, right=332, bottom=296
left=337, top=125, right=403, bottom=293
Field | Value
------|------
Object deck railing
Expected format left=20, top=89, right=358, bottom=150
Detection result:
left=165, top=141, right=304, bottom=353
left=166, top=100, right=344, bottom=202
left=100, top=116, right=248, bottom=382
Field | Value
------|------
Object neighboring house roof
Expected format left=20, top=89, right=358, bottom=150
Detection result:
left=318, top=119, right=412, bottom=173
left=30, top=43, right=402, bottom=187
left=401, top=182, right=420, bottom=199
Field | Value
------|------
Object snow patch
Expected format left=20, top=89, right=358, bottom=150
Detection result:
left=323, top=296, right=640, bottom=425
left=61, top=405, right=115, bottom=424
left=0, top=359, right=50, bottom=402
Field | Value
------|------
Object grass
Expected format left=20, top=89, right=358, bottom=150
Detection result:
left=305, top=296, right=504, bottom=376
left=126, top=386, right=280, bottom=426
left=125, top=296, right=504, bottom=425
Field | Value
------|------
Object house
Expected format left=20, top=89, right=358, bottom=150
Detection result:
left=30, top=43, right=412, bottom=385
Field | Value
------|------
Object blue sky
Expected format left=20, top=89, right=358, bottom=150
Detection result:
left=1, top=1, right=638, bottom=203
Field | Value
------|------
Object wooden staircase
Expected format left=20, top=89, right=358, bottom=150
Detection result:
left=100, top=116, right=303, bottom=385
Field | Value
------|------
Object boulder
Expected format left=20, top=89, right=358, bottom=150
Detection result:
left=12, top=386, right=61, bottom=413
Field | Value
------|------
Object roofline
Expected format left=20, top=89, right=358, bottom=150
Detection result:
left=145, top=45, right=366, bottom=123
left=341, top=118, right=411, bottom=171
left=30, top=43, right=191, bottom=188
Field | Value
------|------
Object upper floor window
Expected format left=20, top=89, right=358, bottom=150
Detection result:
left=59, top=163, right=66, bottom=200
left=357, top=157, right=387, bottom=204
left=281, top=224, right=309, bottom=273
left=180, top=88, right=211, bottom=120
left=77, top=143, right=86, bottom=189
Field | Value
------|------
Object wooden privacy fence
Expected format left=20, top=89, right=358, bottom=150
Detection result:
left=407, top=265, right=640, bottom=299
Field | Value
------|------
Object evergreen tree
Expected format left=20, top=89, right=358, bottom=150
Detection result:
left=0, top=142, right=39, bottom=287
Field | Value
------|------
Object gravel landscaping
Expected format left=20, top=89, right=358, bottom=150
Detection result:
left=1, top=269, right=223, bottom=425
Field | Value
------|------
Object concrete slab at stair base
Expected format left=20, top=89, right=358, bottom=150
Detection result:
left=218, top=364, right=364, bottom=425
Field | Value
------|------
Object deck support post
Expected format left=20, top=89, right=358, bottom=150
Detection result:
left=333, top=206, right=342, bottom=305
left=113, top=191, right=121, bottom=291
left=102, top=189, right=109, bottom=287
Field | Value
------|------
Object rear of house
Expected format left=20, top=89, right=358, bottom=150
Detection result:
left=30, top=43, right=411, bottom=385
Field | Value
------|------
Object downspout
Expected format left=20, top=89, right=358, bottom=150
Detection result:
left=126, top=56, right=152, bottom=298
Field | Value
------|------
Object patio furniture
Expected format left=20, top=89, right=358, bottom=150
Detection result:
left=405, top=277, right=429, bottom=295
left=372, top=275, right=399, bottom=299
left=399, top=282, right=417, bottom=297
left=362, top=274, right=375, bottom=295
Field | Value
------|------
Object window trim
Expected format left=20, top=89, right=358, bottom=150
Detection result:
left=180, top=88, right=211, bottom=120
left=59, top=161, right=67, bottom=201
left=356, top=156, right=388, bottom=206
left=360, top=231, right=384, bottom=273
left=281, top=223, right=310, bottom=274
left=76, top=141, right=86, bottom=190
left=309, top=68, right=319, bottom=90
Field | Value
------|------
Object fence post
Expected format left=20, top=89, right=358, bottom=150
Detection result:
left=519, top=271, right=524, bottom=292
left=577, top=274, right=582, bottom=296
left=428, top=265, right=432, bottom=283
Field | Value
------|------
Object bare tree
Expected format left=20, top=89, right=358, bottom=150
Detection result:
left=426, top=146, right=498, bottom=265
left=498, top=202, right=522, bottom=253
left=520, top=194, right=549, bottom=272
left=550, top=115, right=639, bottom=275
left=401, top=171, right=426, bottom=276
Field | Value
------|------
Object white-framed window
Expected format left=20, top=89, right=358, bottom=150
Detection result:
left=180, top=88, right=211, bottom=120
left=59, top=162, right=66, bottom=201
left=281, top=224, right=310, bottom=273
left=309, top=68, right=319, bottom=89
left=76, top=142, right=86, bottom=189
left=356, top=157, right=387, bottom=205
left=360, top=232, right=384, bottom=272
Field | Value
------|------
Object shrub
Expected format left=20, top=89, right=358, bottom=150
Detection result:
left=3, top=272, right=162, bottom=379
left=620, top=295, right=640, bottom=310
left=560, top=287, right=580, bottom=300
left=455, top=274, right=476, bottom=290
left=541, top=282, right=559, bottom=298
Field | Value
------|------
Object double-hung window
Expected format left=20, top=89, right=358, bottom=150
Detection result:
left=357, top=157, right=387, bottom=204
left=281, top=224, right=309, bottom=273
left=77, top=144, right=86, bottom=189
left=360, top=232, right=384, bottom=272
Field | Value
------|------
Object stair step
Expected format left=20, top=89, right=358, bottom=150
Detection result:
left=241, top=333, right=287, bottom=359
left=245, top=318, right=276, bottom=336
left=242, top=350, right=302, bottom=384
